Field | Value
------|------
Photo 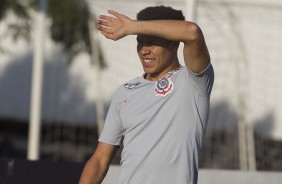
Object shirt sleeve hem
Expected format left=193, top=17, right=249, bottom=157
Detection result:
left=98, top=137, right=121, bottom=147
left=186, top=62, right=212, bottom=77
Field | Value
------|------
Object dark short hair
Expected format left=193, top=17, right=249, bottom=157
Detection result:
left=137, top=6, right=185, bottom=21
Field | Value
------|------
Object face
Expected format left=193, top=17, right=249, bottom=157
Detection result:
left=137, top=35, right=179, bottom=81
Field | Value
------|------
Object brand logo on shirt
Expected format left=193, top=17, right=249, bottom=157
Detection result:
left=155, top=77, right=173, bottom=96
left=124, top=81, right=141, bottom=89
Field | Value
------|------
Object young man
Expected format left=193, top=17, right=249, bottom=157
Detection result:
left=79, top=6, right=214, bottom=184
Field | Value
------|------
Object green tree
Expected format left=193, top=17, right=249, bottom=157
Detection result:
left=0, top=0, right=29, bottom=20
left=0, top=0, right=31, bottom=42
left=0, top=0, right=105, bottom=67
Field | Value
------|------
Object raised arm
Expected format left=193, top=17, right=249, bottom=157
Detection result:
left=97, top=10, right=210, bottom=74
left=79, top=142, right=118, bottom=184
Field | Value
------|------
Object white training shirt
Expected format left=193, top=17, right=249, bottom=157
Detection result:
left=99, top=64, right=214, bottom=184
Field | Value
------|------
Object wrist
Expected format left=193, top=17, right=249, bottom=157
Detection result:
left=127, top=20, right=140, bottom=35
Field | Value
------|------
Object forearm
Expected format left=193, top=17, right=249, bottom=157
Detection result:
left=79, top=156, right=109, bottom=184
left=97, top=10, right=209, bottom=73
left=97, top=10, right=200, bottom=43
left=128, top=20, right=200, bottom=43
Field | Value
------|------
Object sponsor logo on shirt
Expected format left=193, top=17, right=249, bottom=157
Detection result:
left=124, top=81, right=141, bottom=89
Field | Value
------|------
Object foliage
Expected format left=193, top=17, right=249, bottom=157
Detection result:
left=0, top=0, right=31, bottom=46
left=48, top=0, right=91, bottom=58
left=0, top=0, right=105, bottom=67
left=0, top=0, right=30, bottom=20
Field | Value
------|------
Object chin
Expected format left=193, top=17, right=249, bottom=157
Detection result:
left=144, top=69, right=156, bottom=75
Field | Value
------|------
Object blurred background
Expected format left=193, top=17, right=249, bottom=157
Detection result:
left=0, top=0, right=282, bottom=180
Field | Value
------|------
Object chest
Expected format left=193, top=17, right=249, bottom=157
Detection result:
left=119, top=80, right=194, bottom=133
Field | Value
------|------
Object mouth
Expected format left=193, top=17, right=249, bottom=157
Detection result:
left=142, top=58, right=155, bottom=68
left=143, top=59, right=154, bottom=63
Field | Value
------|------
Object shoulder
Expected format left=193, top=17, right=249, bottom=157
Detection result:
left=185, top=63, right=214, bottom=95
left=112, top=76, right=143, bottom=101
left=123, top=77, right=143, bottom=89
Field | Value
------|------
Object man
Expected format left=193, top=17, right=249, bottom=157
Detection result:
left=79, top=6, right=214, bottom=184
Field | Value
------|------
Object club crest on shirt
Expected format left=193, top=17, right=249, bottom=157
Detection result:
left=155, top=77, right=173, bottom=96
left=124, top=81, right=141, bottom=89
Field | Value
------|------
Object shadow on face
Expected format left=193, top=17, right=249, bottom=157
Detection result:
left=136, top=35, right=179, bottom=52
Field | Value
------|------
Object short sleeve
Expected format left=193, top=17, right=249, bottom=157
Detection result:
left=98, top=89, right=124, bottom=146
left=186, top=63, right=214, bottom=95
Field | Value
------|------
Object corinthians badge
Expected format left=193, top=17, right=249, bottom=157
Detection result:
left=155, top=77, right=173, bottom=96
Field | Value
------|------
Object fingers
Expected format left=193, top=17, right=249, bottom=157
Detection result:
left=96, top=14, right=114, bottom=34
left=97, top=19, right=112, bottom=27
left=97, top=10, right=121, bottom=27
left=99, top=14, right=115, bottom=22
left=97, top=11, right=118, bottom=29
left=96, top=10, right=124, bottom=41
left=108, top=10, right=120, bottom=18
left=98, top=10, right=120, bottom=22
left=96, top=25, right=115, bottom=40
left=96, top=10, right=118, bottom=36
left=96, top=25, right=111, bottom=34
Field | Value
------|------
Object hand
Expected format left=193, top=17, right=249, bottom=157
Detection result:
left=96, top=10, right=133, bottom=41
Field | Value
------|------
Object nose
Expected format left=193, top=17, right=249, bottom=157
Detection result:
left=139, top=46, right=151, bottom=56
